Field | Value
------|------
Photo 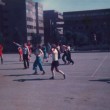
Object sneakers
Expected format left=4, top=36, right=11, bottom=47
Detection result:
left=49, top=76, right=54, bottom=80
left=33, top=72, right=38, bottom=75
left=49, top=74, right=66, bottom=80
left=42, top=71, right=45, bottom=75
left=33, top=71, right=45, bottom=75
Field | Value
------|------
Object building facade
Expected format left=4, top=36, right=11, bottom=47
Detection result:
left=44, top=10, right=64, bottom=44
left=64, top=9, right=110, bottom=49
left=35, top=3, right=44, bottom=45
left=26, top=0, right=37, bottom=41
left=1, top=0, right=44, bottom=52
left=0, top=0, right=5, bottom=42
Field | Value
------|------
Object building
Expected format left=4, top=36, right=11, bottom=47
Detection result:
left=0, top=0, right=5, bottom=42
left=3, top=0, right=37, bottom=43
left=44, top=10, right=64, bottom=44
left=0, top=0, right=4, bottom=33
left=63, top=9, right=110, bottom=48
left=3, top=0, right=37, bottom=52
left=26, top=0, right=36, bottom=42
left=2, top=0, right=44, bottom=52
left=35, top=2, right=44, bottom=45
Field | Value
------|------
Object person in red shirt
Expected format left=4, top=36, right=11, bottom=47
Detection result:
left=0, top=44, right=3, bottom=64
left=27, top=41, right=32, bottom=61
left=27, top=41, right=32, bottom=56
left=18, top=47, right=23, bottom=61
left=13, top=42, right=23, bottom=62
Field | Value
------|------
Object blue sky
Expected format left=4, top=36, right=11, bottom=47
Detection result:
left=34, top=0, right=110, bottom=12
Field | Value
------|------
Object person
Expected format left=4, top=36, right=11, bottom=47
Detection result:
left=60, top=44, right=66, bottom=53
left=13, top=42, right=23, bottom=61
left=56, top=43, right=61, bottom=59
left=67, top=45, right=71, bottom=51
left=46, top=42, right=51, bottom=58
left=13, top=42, right=30, bottom=68
left=18, top=47, right=23, bottom=61
left=33, top=45, right=45, bottom=75
left=62, top=45, right=68, bottom=64
left=22, top=43, right=30, bottom=69
left=0, top=44, right=3, bottom=64
left=42, top=44, right=48, bottom=63
left=27, top=41, right=32, bottom=58
left=66, top=46, right=74, bottom=65
left=50, top=44, right=65, bottom=79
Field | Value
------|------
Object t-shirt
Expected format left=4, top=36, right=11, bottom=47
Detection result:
left=18, top=47, right=22, bottom=54
left=22, top=46, right=29, bottom=55
left=52, top=49, right=58, bottom=61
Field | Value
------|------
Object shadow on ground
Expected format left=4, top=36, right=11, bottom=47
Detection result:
left=0, top=68, right=24, bottom=70
left=89, top=78, right=110, bottom=83
left=4, top=74, right=34, bottom=77
left=13, top=78, right=51, bottom=82
left=13, top=78, right=64, bottom=82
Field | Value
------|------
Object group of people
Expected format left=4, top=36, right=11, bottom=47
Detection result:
left=61, top=45, right=74, bottom=65
left=1, top=42, right=74, bottom=80
left=32, top=43, right=66, bottom=79
left=13, top=42, right=31, bottom=69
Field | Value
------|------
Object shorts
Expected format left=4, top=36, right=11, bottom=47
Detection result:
left=51, top=61, right=59, bottom=67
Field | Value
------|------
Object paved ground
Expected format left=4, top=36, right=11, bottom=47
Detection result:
left=0, top=52, right=110, bottom=110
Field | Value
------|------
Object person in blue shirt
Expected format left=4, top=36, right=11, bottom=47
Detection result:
left=42, top=44, right=48, bottom=63
left=33, top=45, right=45, bottom=75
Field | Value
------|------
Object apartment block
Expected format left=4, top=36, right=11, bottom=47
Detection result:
left=35, top=2, right=44, bottom=44
left=0, top=0, right=5, bottom=39
left=44, top=10, right=64, bottom=44
left=1, top=0, right=44, bottom=52
left=63, top=9, right=110, bottom=46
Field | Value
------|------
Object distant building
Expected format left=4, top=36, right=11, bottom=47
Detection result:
left=26, top=0, right=37, bottom=42
left=0, top=0, right=5, bottom=39
left=63, top=9, right=110, bottom=47
left=1, top=0, right=44, bottom=52
left=35, top=2, right=44, bottom=45
left=3, top=0, right=36, bottom=42
left=44, top=10, right=64, bottom=44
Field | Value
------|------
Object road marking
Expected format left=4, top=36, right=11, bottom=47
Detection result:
left=69, top=75, right=110, bottom=78
left=91, top=55, right=108, bottom=77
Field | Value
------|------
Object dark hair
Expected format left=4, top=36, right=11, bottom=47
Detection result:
left=51, top=44, right=56, bottom=49
left=36, top=44, right=41, bottom=49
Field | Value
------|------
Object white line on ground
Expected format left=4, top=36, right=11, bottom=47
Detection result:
left=91, top=55, right=108, bottom=77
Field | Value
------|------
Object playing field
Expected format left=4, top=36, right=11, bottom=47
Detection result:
left=0, top=52, right=110, bottom=110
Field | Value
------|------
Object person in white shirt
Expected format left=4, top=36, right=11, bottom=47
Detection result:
left=50, top=44, right=65, bottom=79
left=22, top=43, right=30, bottom=69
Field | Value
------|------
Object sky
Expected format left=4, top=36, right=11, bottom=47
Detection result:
left=34, top=0, right=110, bottom=12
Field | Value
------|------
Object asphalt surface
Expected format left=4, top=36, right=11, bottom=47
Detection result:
left=0, top=52, right=110, bottom=110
